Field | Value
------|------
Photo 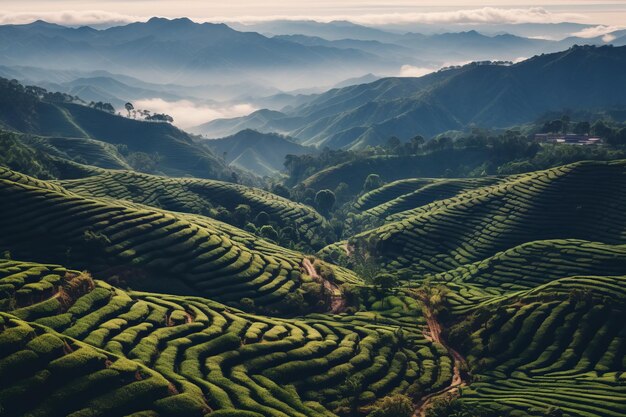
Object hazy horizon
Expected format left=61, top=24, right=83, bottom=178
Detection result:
left=1, top=2, right=626, bottom=28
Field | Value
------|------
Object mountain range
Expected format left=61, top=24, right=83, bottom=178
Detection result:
left=196, top=45, right=626, bottom=149
left=0, top=18, right=387, bottom=89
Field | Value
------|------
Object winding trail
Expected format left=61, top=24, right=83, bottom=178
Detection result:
left=413, top=298, right=469, bottom=417
left=302, top=258, right=346, bottom=314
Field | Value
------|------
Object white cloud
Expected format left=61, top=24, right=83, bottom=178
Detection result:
left=399, top=65, right=434, bottom=78
left=603, top=34, right=617, bottom=43
left=571, top=25, right=624, bottom=39
left=225, top=7, right=584, bottom=26
left=0, top=10, right=140, bottom=26
left=0, top=7, right=586, bottom=28
left=133, top=98, right=257, bottom=129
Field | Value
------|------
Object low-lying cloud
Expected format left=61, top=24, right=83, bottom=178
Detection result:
left=571, top=25, right=624, bottom=41
left=399, top=65, right=434, bottom=78
left=133, top=98, right=256, bottom=129
left=0, top=7, right=586, bottom=28
left=0, top=10, right=139, bottom=27
left=222, top=7, right=584, bottom=26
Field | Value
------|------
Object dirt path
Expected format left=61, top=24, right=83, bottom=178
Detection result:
left=343, top=242, right=353, bottom=257
left=302, top=258, right=346, bottom=314
left=413, top=299, right=469, bottom=417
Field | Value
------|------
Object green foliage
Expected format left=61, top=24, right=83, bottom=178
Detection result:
left=367, top=394, right=413, bottom=417
left=426, top=396, right=504, bottom=417
left=372, top=274, right=398, bottom=293
left=363, top=174, right=383, bottom=193
left=315, top=189, right=336, bottom=216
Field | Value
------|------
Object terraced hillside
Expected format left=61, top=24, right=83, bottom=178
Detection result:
left=337, top=160, right=626, bottom=276
left=0, top=259, right=451, bottom=417
left=355, top=177, right=501, bottom=220
left=449, top=274, right=626, bottom=417
left=55, top=168, right=327, bottom=242
left=0, top=168, right=356, bottom=314
left=2, top=150, right=626, bottom=417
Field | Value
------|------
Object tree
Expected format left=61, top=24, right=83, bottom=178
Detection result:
left=591, top=120, right=613, bottom=138
left=541, top=119, right=563, bottom=134
left=334, top=182, right=350, bottom=204
left=368, top=394, right=413, bottom=417
left=259, top=225, right=279, bottom=242
left=363, top=174, right=383, bottom=193
left=254, top=211, right=270, bottom=226
left=146, top=113, right=174, bottom=123
left=373, top=273, right=398, bottom=293
left=573, top=121, right=590, bottom=135
left=385, top=136, right=402, bottom=154
left=271, top=184, right=291, bottom=199
left=607, top=127, right=626, bottom=146
left=125, top=102, right=134, bottom=118
left=314, top=189, right=336, bottom=216
left=233, top=204, right=251, bottom=226
left=405, top=135, right=425, bottom=154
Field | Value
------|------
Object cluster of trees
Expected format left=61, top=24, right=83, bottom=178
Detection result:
left=124, top=102, right=174, bottom=123
left=88, top=101, right=116, bottom=114
left=541, top=115, right=626, bottom=145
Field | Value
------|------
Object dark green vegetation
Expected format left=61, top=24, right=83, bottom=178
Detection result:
left=2, top=152, right=626, bottom=416
left=0, top=260, right=440, bottom=417
left=0, top=167, right=356, bottom=315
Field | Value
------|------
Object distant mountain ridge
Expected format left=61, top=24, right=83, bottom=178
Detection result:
left=0, top=18, right=388, bottom=87
left=197, top=45, right=626, bottom=149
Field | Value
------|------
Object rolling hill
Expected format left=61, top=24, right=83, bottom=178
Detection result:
left=326, top=159, right=626, bottom=277
left=2, top=155, right=626, bottom=416
left=0, top=167, right=356, bottom=314
left=202, top=130, right=315, bottom=176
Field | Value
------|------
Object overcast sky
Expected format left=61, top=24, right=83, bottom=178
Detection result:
left=1, top=1, right=625, bottom=26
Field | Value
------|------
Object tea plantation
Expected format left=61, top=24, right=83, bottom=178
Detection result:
left=0, top=260, right=452, bottom=417
left=1, top=158, right=626, bottom=417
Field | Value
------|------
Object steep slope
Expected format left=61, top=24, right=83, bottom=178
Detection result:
left=202, top=129, right=315, bottom=176
left=450, top=275, right=626, bottom=417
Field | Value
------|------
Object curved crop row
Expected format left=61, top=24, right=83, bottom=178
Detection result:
left=0, top=259, right=450, bottom=416
left=0, top=171, right=357, bottom=314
